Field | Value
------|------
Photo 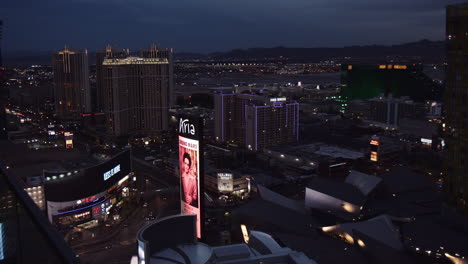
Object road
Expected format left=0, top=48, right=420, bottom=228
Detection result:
left=75, top=157, right=181, bottom=264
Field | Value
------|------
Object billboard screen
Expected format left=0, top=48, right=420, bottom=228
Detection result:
left=217, top=172, right=233, bottom=192
left=179, top=135, right=201, bottom=238
left=44, top=149, right=131, bottom=202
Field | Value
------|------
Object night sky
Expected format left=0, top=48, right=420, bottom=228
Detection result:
left=1, top=0, right=466, bottom=53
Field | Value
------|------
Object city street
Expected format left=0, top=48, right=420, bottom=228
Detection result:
left=73, top=157, right=181, bottom=264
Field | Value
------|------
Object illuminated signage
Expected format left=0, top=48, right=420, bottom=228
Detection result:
left=421, top=138, right=432, bottom=145
left=103, top=164, right=121, bottom=181
left=393, top=65, right=407, bottom=69
left=370, top=151, right=378, bottom=162
left=218, top=173, right=232, bottom=180
left=270, top=97, right=287, bottom=102
left=179, top=118, right=195, bottom=135
left=179, top=135, right=201, bottom=238
left=217, top=173, right=233, bottom=192
left=65, top=133, right=74, bottom=149
left=370, top=140, right=379, bottom=146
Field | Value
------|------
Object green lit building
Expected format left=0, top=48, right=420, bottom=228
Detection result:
left=340, top=64, right=441, bottom=102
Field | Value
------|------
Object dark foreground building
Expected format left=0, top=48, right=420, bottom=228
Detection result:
left=0, top=163, right=78, bottom=263
left=444, top=3, right=468, bottom=215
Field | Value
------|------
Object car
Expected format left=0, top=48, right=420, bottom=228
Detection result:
left=104, top=245, right=112, bottom=250
left=144, top=216, right=150, bottom=221
left=143, top=202, right=148, bottom=208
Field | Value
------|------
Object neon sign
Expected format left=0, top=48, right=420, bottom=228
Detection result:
left=103, top=164, right=121, bottom=181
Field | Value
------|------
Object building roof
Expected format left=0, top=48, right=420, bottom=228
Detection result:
left=345, top=170, right=382, bottom=196
left=232, top=199, right=318, bottom=236
left=321, top=215, right=404, bottom=251
left=257, top=184, right=306, bottom=214
left=274, top=232, right=368, bottom=264
left=401, top=218, right=468, bottom=260
left=307, top=178, right=366, bottom=206
left=380, top=167, right=434, bottom=194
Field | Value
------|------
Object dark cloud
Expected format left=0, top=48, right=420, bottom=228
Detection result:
left=0, top=0, right=465, bottom=53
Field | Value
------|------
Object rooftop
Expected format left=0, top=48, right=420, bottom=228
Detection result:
left=307, top=178, right=366, bottom=206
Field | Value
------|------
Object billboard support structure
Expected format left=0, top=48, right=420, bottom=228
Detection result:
left=178, top=116, right=204, bottom=240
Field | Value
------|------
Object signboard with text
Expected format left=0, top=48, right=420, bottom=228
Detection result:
left=178, top=116, right=204, bottom=239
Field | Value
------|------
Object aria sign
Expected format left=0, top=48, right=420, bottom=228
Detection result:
left=103, top=164, right=121, bottom=181
left=179, top=118, right=195, bottom=136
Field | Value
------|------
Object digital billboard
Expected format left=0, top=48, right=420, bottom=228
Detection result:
left=178, top=117, right=204, bottom=239
left=179, top=136, right=200, bottom=238
left=217, top=173, right=233, bottom=192
left=64, top=132, right=73, bottom=149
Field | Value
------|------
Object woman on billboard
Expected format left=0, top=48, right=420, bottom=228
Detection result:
left=181, top=152, right=198, bottom=207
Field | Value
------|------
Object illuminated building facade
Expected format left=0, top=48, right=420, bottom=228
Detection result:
left=341, top=64, right=441, bottom=103
left=43, top=150, right=132, bottom=228
left=215, top=93, right=299, bottom=150
left=101, top=45, right=173, bottom=137
left=444, top=3, right=468, bottom=215
left=95, top=45, right=130, bottom=112
left=52, top=47, right=91, bottom=120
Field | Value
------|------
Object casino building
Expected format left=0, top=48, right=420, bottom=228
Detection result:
left=43, top=149, right=132, bottom=228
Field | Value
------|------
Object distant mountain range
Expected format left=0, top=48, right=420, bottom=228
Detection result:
left=3, top=39, right=445, bottom=66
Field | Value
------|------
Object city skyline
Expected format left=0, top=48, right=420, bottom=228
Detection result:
left=1, top=0, right=466, bottom=54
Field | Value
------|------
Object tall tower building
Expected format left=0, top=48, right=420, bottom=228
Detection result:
left=141, top=44, right=174, bottom=108
left=444, top=3, right=468, bottom=215
left=101, top=45, right=173, bottom=137
left=95, top=45, right=130, bottom=112
left=215, top=93, right=299, bottom=150
left=52, top=47, right=91, bottom=120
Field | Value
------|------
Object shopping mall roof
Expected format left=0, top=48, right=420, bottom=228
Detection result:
left=321, top=215, right=404, bottom=251
left=307, top=178, right=366, bottom=206
left=345, top=170, right=382, bottom=196
left=380, top=167, right=434, bottom=194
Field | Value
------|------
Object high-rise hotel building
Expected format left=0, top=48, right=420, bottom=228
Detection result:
left=101, top=45, right=173, bottom=137
left=444, top=3, right=468, bottom=215
left=52, top=47, right=91, bottom=120
left=215, top=93, right=299, bottom=150
left=95, top=45, right=130, bottom=112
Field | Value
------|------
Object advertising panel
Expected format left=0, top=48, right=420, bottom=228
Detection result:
left=179, top=135, right=201, bottom=238
left=178, top=116, right=204, bottom=239
left=217, top=173, right=233, bottom=192
left=64, top=132, right=73, bottom=149
left=92, top=200, right=113, bottom=219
